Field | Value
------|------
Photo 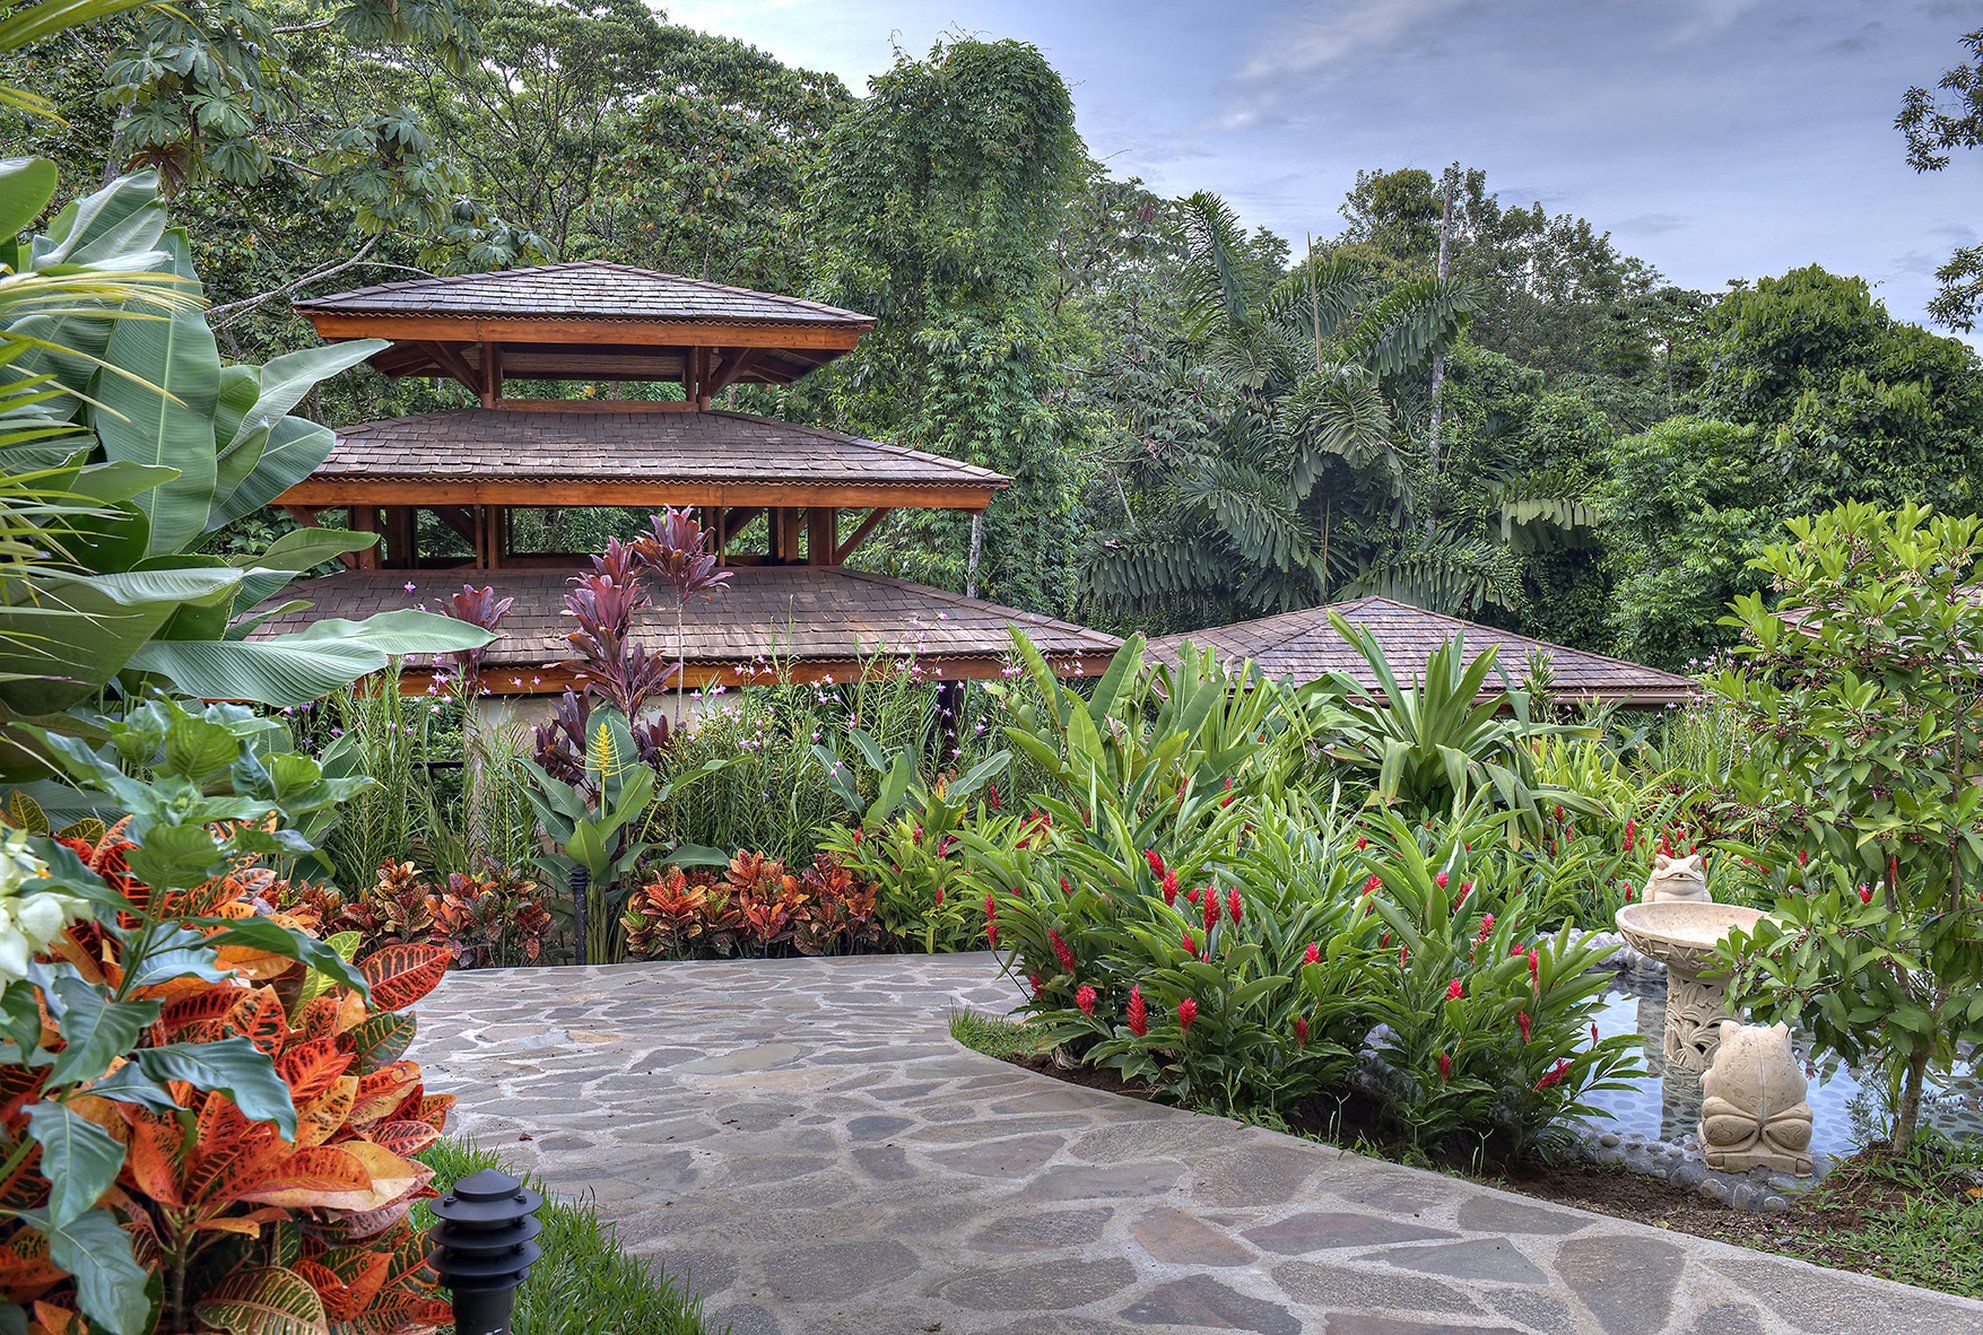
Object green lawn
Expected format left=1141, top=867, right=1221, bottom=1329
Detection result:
left=417, top=1139, right=706, bottom=1334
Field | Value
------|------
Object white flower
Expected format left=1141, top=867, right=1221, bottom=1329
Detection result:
left=0, top=832, right=90, bottom=984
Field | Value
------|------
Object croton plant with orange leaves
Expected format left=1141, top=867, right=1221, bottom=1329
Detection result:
left=0, top=699, right=458, bottom=1334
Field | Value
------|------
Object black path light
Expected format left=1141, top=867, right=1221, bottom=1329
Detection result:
left=428, top=1167, right=544, bottom=1335
left=569, top=866, right=590, bottom=966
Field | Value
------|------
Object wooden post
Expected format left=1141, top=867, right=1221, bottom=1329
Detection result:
left=773, top=508, right=802, bottom=564
left=479, top=340, right=504, bottom=408
left=384, top=507, right=417, bottom=569
left=807, top=506, right=837, bottom=566
left=349, top=506, right=380, bottom=570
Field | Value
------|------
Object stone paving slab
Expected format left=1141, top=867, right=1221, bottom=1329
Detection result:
left=409, top=952, right=1983, bottom=1333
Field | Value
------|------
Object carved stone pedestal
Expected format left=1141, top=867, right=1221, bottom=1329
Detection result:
left=1663, top=965, right=1733, bottom=1074
left=1615, top=901, right=1772, bottom=1078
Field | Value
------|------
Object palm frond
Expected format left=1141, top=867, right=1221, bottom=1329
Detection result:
left=1344, top=530, right=1526, bottom=616
left=1342, top=275, right=1481, bottom=378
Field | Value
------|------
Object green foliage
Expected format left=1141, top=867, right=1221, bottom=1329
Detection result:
left=1710, top=502, right=1983, bottom=1152
left=0, top=697, right=373, bottom=1333
left=809, top=37, right=1084, bottom=609
left=1311, top=613, right=1587, bottom=839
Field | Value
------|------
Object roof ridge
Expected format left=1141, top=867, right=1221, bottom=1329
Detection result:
left=294, top=261, right=582, bottom=307
left=578, top=261, right=874, bottom=321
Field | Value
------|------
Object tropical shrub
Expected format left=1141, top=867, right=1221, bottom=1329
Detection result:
left=1713, top=502, right=1983, bottom=1151
left=286, top=861, right=556, bottom=969
left=620, top=852, right=879, bottom=959
left=0, top=697, right=453, bottom=1333
left=957, top=634, right=1638, bottom=1151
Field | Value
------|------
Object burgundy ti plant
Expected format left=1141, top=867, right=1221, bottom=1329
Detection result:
left=533, top=539, right=676, bottom=783
left=439, top=583, right=514, bottom=685
left=633, top=507, right=732, bottom=714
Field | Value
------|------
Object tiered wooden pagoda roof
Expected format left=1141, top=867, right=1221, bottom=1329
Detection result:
left=261, top=261, right=1119, bottom=691
left=1147, top=597, right=1694, bottom=706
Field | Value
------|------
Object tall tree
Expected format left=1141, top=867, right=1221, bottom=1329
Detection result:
left=1898, top=27, right=1983, bottom=331
left=1081, top=192, right=1496, bottom=627
left=807, top=38, right=1084, bottom=610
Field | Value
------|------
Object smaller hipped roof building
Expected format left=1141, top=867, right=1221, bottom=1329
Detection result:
left=1146, top=597, right=1694, bottom=707
left=254, top=260, right=1119, bottom=691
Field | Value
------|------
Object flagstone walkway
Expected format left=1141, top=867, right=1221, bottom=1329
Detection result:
left=409, top=952, right=1983, bottom=1334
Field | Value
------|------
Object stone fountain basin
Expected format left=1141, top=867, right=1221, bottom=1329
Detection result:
left=1615, top=902, right=1770, bottom=975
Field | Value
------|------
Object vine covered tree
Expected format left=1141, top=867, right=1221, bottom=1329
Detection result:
left=807, top=37, right=1085, bottom=610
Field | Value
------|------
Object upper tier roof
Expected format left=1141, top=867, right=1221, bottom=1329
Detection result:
left=276, top=408, right=1008, bottom=510
left=295, top=260, right=873, bottom=328
left=1146, top=596, right=1695, bottom=706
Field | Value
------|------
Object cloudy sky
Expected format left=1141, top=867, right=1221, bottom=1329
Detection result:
left=665, top=0, right=1983, bottom=335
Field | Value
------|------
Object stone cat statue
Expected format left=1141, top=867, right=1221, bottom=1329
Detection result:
left=1698, top=1020, right=1814, bottom=1176
left=1643, top=852, right=1709, bottom=904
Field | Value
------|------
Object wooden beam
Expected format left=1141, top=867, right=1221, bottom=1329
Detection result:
left=491, top=398, right=702, bottom=414
left=432, top=505, right=476, bottom=545
left=381, top=649, right=1108, bottom=697
left=419, top=341, right=481, bottom=394
left=773, top=507, right=802, bottom=563
left=834, top=507, right=893, bottom=564
left=278, top=479, right=998, bottom=510
left=706, top=348, right=760, bottom=397
left=303, top=313, right=869, bottom=352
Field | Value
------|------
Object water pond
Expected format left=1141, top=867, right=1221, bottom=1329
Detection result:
left=1581, top=977, right=1983, bottom=1160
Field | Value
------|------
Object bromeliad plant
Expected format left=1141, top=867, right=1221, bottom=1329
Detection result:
left=1311, top=614, right=1590, bottom=840
left=0, top=697, right=454, bottom=1333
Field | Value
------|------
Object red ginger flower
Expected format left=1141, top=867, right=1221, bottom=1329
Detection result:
left=1475, top=914, right=1494, bottom=942
left=1454, top=882, right=1472, bottom=909
left=1127, top=984, right=1148, bottom=1036
left=1076, top=984, right=1097, bottom=1017
left=1536, top=1058, right=1569, bottom=1090
left=1355, top=836, right=1368, bottom=851
left=1060, top=876, right=1072, bottom=897
left=1590, top=1022, right=1599, bottom=1047
left=1029, top=972, right=1046, bottom=997
left=1303, top=941, right=1320, bottom=966
left=1435, top=871, right=1449, bottom=889
left=1437, top=1052, right=1452, bottom=1083
left=1518, top=1010, right=1532, bottom=1044
left=984, top=893, right=998, bottom=948
left=1362, top=874, right=1380, bottom=896
left=1226, top=887, right=1242, bottom=924
left=1162, top=869, right=1178, bottom=905
left=1859, top=885, right=1874, bottom=904
left=1399, top=944, right=1409, bottom=967
left=1527, top=948, right=1540, bottom=987
left=1445, top=978, right=1463, bottom=1001
left=1049, top=929, right=1075, bottom=976
left=1144, top=849, right=1165, bottom=876
left=1177, top=997, right=1197, bottom=1034
left=1182, top=930, right=1198, bottom=958
left=1295, top=1016, right=1309, bottom=1045
left=1623, top=816, right=1636, bottom=852
left=1202, top=889, right=1219, bottom=934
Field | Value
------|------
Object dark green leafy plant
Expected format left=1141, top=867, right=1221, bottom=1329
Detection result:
left=1712, top=502, right=1983, bottom=1151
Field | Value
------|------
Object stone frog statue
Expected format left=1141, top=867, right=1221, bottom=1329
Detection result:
left=1698, top=1020, right=1814, bottom=1176
left=1643, top=852, right=1709, bottom=904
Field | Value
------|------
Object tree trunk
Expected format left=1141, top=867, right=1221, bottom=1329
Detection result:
left=1425, top=168, right=1455, bottom=534
left=1894, top=1041, right=1931, bottom=1153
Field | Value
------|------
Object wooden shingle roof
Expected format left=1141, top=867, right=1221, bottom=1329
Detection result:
left=295, top=261, right=873, bottom=328
left=1146, top=597, right=1695, bottom=706
left=250, top=567, right=1119, bottom=691
left=276, top=409, right=1007, bottom=509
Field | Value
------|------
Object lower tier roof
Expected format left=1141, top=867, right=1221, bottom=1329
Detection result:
left=1145, top=596, right=1695, bottom=706
left=251, top=566, right=1119, bottom=691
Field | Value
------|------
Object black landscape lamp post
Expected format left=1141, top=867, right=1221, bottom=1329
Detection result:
left=568, top=866, right=589, bottom=966
left=428, top=1168, right=544, bottom=1335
